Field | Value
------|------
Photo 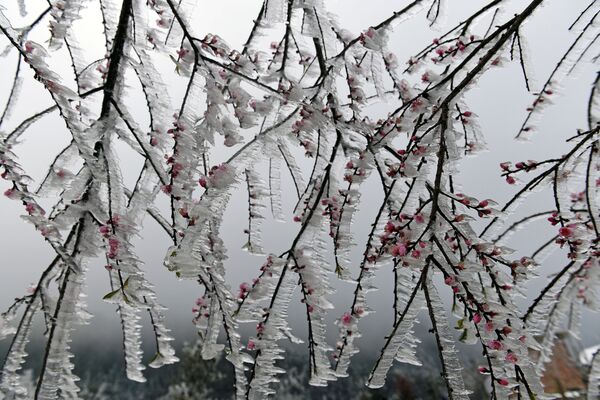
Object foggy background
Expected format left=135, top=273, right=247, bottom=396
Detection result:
left=0, top=0, right=598, bottom=381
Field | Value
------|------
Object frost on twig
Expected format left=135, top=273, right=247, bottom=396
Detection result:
left=1, top=0, right=599, bottom=398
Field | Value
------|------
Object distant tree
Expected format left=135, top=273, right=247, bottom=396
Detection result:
left=161, top=345, right=234, bottom=400
left=0, top=0, right=599, bottom=399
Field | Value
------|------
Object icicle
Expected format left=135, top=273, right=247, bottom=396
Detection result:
left=268, top=153, right=284, bottom=220
left=36, top=142, right=79, bottom=196
left=142, top=286, right=179, bottom=369
left=114, top=292, right=146, bottom=383
left=426, top=0, right=446, bottom=27
left=48, top=0, right=85, bottom=50
left=246, top=258, right=298, bottom=399
left=329, top=151, right=372, bottom=278
left=332, top=185, right=393, bottom=377
left=424, top=279, right=472, bottom=399
left=264, top=0, right=287, bottom=24
left=243, top=168, right=269, bottom=255
left=130, top=49, right=172, bottom=134
left=0, top=299, right=39, bottom=398
left=588, top=349, right=600, bottom=400
left=300, top=0, right=338, bottom=56
left=201, top=268, right=250, bottom=399
left=17, top=0, right=26, bottom=17
left=517, top=12, right=600, bottom=139
left=367, top=286, right=425, bottom=388
left=293, top=241, right=336, bottom=387
left=163, top=0, right=197, bottom=48
left=36, top=258, right=90, bottom=400
left=369, top=52, right=386, bottom=98
left=0, top=73, right=23, bottom=127
left=99, top=0, right=121, bottom=50
left=278, top=139, right=307, bottom=197
left=392, top=268, right=423, bottom=367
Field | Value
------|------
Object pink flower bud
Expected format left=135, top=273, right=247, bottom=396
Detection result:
left=505, top=351, right=518, bottom=364
left=488, top=339, right=502, bottom=350
left=390, top=243, right=407, bottom=257
left=25, top=203, right=36, bottom=215
left=559, top=226, right=573, bottom=238
left=341, top=312, right=353, bottom=326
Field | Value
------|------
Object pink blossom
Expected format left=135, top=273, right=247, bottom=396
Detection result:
left=444, top=276, right=456, bottom=286
left=171, top=162, right=183, bottom=178
left=384, top=221, right=396, bottom=233
left=341, top=312, right=353, bottom=326
left=177, top=47, right=188, bottom=58
left=472, top=313, right=482, bottom=324
left=390, top=243, right=407, bottom=257
left=488, top=339, right=503, bottom=350
left=24, top=41, right=35, bottom=54
left=107, top=237, right=119, bottom=259
left=558, top=226, right=574, bottom=238
left=25, top=203, right=36, bottom=215
left=238, top=282, right=251, bottom=298
left=247, top=339, right=256, bottom=350
left=505, top=351, right=518, bottom=364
